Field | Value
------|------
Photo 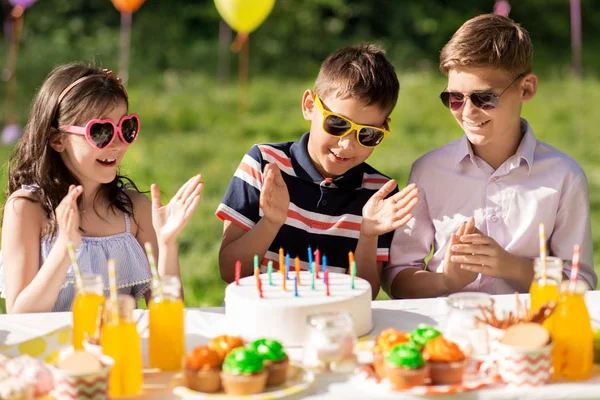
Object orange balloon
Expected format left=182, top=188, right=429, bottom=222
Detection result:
left=110, top=0, right=146, bottom=13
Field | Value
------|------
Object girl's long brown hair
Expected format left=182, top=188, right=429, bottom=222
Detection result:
left=5, top=63, right=141, bottom=238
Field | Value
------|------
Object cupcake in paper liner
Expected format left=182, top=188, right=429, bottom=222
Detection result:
left=51, top=351, right=114, bottom=399
left=248, top=338, right=289, bottom=386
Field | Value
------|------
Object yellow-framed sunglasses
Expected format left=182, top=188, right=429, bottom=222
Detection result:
left=313, top=93, right=390, bottom=148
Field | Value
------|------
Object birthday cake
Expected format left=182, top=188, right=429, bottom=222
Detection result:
left=224, top=271, right=373, bottom=346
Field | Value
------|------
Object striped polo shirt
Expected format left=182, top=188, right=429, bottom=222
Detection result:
left=216, top=132, right=397, bottom=273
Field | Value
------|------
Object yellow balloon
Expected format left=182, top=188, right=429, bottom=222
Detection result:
left=215, top=0, right=276, bottom=34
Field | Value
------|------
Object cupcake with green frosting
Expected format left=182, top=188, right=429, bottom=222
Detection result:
left=410, top=324, right=441, bottom=350
left=384, top=343, right=429, bottom=389
left=248, top=338, right=289, bottom=386
left=220, top=347, right=268, bottom=395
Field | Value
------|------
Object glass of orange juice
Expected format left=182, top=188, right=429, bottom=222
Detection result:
left=149, top=275, right=185, bottom=371
left=101, top=294, right=143, bottom=396
left=72, top=274, right=105, bottom=350
left=552, top=280, right=593, bottom=381
left=529, top=257, right=562, bottom=331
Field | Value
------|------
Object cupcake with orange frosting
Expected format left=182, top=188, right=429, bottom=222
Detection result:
left=208, top=335, right=245, bottom=362
left=372, top=329, right=410, bottom=378
left=422, top=336, right=467, bottom=385
left=184, top=346, right=222, bottom=393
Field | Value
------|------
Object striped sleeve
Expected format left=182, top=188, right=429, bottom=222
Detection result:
left=216, top=145, right=264, bottom=231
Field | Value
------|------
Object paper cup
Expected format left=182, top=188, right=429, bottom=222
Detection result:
left=497, top=341, right=552, bottom=387
left=52, top=354, right=114, bottom=399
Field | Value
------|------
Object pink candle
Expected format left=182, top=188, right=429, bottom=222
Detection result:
left=325, top=269, right=330, bottom=296
left=235, top=261, right=241, bottom=286
left=314, top=249, right=321, bottom=279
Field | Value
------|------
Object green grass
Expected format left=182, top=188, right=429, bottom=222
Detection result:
left=1, top=71, right=600, bottom=311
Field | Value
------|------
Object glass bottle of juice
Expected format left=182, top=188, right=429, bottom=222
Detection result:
left=529, top=257, right=562, bottom=330
left=552, top=280, right=593, bottom=381
left=101, top=294, right=143, bottom=396
left=149, top=275, right=185, bottom=370
left=72, top=274, right=105, bottom=350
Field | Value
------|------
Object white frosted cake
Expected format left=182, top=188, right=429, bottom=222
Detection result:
left=224, top=271, right=373, bottom=346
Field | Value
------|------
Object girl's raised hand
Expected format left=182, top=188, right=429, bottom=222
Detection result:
left=56, top=185, right=83, bottom=248
left=151, top=174, right=203, bottom=245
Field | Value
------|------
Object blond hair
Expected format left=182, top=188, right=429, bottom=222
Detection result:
left=314, top=43, right=399, bottom=116
left=440, top=14, right=533, bottom=77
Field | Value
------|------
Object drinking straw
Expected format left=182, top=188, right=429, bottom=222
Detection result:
left=66, top=241, right=84, bottom=292
left=569, top=244, right=581, bottom=293
left=539, top=223, right=547, bottom=284
left=107, top=259, right=119, bottom=324
left=144, top=242, right=162, bottom=298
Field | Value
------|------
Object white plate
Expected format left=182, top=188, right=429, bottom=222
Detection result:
left=172, top=364, right=314, bottom=399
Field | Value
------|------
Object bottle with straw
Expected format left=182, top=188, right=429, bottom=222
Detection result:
left=551, top=243, right=593, bottom=381
left=69, top=241, right=105, bottom=350
left=145, top=243, right=185, bottom=371
left=101, top=259, right=143, bottom=396
left=529, top=223, right=562, bottom=330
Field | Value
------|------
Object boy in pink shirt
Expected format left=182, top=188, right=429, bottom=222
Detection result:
left=384, top=14, right=596, bottom=298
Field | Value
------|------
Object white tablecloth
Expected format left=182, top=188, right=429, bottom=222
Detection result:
left=1, top=292, right=600, bottom=399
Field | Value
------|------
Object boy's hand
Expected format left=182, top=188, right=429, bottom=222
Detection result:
left=260, top=163, right=289, bottom=227
left=450, top=231, right=515, bottom=280
left=360, top=181, right=419, bottom=238
left=151, top=174, right=203, bottom=246
left=443, top=217, right=478, bottom=292
left=56, top=185, right=83, bottom=248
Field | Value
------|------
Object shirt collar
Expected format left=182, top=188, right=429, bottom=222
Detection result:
left=453, top=118, right=537, bottom=173
left=290, top=132, right=365, bottom=189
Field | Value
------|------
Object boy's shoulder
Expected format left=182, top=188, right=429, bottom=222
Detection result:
left=410, top=137, right=465, bottom=177
left=534, top=139, right=586, bottom=179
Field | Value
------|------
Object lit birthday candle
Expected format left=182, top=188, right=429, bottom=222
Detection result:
left=285, top=253, right=290, bottom=280
left=314, top=248, right=320, bottom=279
left=351, top=261, right=356, bottom=289
left=279, top=247, right=285, bottom=275
left=268, top=261, right=273, bottom=286
left=348, top=251, right=354, bottom=267
left=295, top=256, right=301, bottom=285
left=308, top=246, right=313, bottom=272
left=294, top=276, right=299, bottom=297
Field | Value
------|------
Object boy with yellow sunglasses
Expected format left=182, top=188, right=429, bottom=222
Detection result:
left=216, top=43, right=418, bottom=298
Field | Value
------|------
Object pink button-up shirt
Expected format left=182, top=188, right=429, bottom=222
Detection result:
left=383, top=119, right=596, bottom=296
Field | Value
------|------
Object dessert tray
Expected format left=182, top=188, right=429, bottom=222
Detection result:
left=172, top=364, right=315, bottom=399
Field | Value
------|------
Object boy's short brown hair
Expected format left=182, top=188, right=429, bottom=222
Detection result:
left=314, top=43, right=399, bottom=117
left=440, top=14, right=533, bottom=77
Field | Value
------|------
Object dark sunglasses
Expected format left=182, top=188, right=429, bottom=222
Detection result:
left=440, top=73, right=525, bottom=111
left=61, top=114, right=140, bottom=149
left=314, top=94, right=390, bottom=148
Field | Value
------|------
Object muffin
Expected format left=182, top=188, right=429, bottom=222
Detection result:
left=221, top=348, right=268, bottom=395
left=208, top=335, right=245, bottom=361
left=384, top=344, right=429, bottom=389
left=409, top=324, right=441, bottom=351
left=372, top=328, right=410, bottom=378
left=423, top=336, right=467, bottom=385
left=52, top=351, right=112, bottom=400
left=183, top=346, right=222, bottom=393
left=248, top=338, right=289, bottom=386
